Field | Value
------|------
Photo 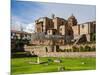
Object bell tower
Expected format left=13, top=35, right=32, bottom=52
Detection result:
left=68, top=14, right=77, bottom=26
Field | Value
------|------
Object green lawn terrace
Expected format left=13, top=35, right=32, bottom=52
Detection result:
left=11, top=57, right=96, bottom=75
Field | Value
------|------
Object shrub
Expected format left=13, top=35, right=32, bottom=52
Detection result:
left=48, top=59, right=53, bottom=63
left=92, top=33, right=96, bottom=42
left=84, top=45, right=91, bottom=51
left=57, top=49, right=60, bottom=52
left=79, top=45, right=95, bottom=52
left=64, top=49, right=72, bottom=52
left=57, top=49, right=65, bottom=52
left=63, top=49, right=67, bottom=52
left=69, top=49, right=72, bottom=52
left=91, top=46, right=96, bottom=51
left=79, top=46, right=84, bottom=52
left=72, top=46, right=79, bottom=52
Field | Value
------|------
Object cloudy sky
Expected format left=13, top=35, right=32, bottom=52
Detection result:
left=11, top=0, right=96, bottom=33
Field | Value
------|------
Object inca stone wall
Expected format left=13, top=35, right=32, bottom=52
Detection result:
left=24, top=43, right=95, bottom=57
left=36, top=52, right=96, bottom=57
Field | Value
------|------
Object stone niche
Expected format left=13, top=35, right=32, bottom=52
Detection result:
left=45, top=45, right=59, bottom=52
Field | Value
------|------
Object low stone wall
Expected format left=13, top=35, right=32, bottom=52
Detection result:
left=24, top=45, right=54, bottom=55
left=33, top=52, right=96, bottom=57
left=24, top=43, right=96, bottom=57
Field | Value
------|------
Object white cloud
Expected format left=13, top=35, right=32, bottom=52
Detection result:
left=11, top=15, right=27, bottom=31
left=23, top=22, right=35, bottom=33
left=11, top=2, right=96, bottom=32
left=11, top=21, right=21, bottom=31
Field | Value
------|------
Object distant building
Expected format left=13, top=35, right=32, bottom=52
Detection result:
left=11, top=30, right=31, bottom=40
left=11, top=30, right=31, bottom=52
left=31, top=14, right=96, bottom=45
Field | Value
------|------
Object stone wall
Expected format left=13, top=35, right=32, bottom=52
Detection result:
left=72, top=25, right=80, bottom=36
left=59, top=25, right=65, bottom=35
left=24, top=45, right=57, bottom=55
left=80, top=23, right=89, bottom=35
left=35, top=52, right=96, bottom=57
left=24, top=43, right=95, bottom=56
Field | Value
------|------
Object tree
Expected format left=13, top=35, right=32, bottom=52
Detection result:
left=92, top=33, right=96, bottom=42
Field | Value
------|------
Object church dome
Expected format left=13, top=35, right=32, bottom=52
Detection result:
left=68, top=14, right=76, bottom=19
left=68, top=14, right=77, bottom=26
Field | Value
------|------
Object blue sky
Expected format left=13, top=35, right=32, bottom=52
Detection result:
left=11, top=0, right=96, bottom=32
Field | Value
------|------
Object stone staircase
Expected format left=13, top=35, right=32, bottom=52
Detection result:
left=73, top=34, right=86, bottom=45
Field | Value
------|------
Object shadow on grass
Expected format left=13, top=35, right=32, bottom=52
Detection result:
left=11, top=52, right=37, bottom=58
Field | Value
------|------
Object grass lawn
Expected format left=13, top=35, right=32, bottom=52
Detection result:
left=11, top=57, right=96, bottom=75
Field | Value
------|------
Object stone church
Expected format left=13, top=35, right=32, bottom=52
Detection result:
left=31, top=14, right=96, bottom=45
